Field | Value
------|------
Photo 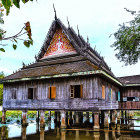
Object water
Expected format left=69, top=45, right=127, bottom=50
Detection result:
left=1, top=116, right=140, bottom=139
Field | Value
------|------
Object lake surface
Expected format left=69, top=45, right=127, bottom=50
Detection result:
left=1, top=115, right=140, bottom=140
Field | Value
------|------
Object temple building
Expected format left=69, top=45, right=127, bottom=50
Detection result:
left=1, top=16, right=140, bottom=129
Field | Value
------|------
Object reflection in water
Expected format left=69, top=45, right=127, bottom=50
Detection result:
left=40, top=127, right=44, bottom=140
left=1, top=114, right=140, bottom=139
left=22, top=125, right=27, bottom=140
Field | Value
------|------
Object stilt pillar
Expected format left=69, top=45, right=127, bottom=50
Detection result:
left=93, top=112, right=100, bottom=129
left=2, top=110, right=6, bottom=124
left=69, top=111, right=73, bottom=126
left=36, top=111, right=39, bottom=122
left=21, top=125, right=27, bottom=140
left=40, top=110, right=45, bottom=127
left=117, top=111, right=121, bottom=124
left=121, top=110, right=124, bottom=124
left=111, top=110, right=117, bottom=125
left=48, top=111, right=51, bottom=121
left=22, top=110, right=27, bottom=125
left=61, top=110, right=66, bottom=128
left=104, top=111, right=109, bottom=128
left=86, top=112, right=89, bottom=122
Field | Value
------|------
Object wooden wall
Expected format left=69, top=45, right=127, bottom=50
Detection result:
left=3, top=75, right=119, bottom=111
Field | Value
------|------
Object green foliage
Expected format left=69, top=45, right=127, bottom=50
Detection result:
left=111, top=9, right=140, bottom=65
left=0, top=72, right=4, bottom=105
left=0, top=0, right=34, bottom=52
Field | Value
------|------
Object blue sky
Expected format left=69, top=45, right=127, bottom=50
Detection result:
left=0, top=0, right=140, bottom=77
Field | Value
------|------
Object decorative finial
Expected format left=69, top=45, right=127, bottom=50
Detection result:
left=67, top=17, right=70, bottom=28
left=87, top=36, right=89, bottom=44
left=53, top=4, right=57, bottom=20
left=77, top=25, right=80, bottom=35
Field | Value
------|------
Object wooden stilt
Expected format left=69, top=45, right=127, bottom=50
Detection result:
left=2, top=110, right=6, bottom=124
left=61, top=110, right=66, bottom=128
left=40, top=110, right=45, bottom=127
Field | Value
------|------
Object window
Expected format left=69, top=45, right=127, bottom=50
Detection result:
left=70, top=85, right=83, bottom=98
left=102, top=85, right=105, bottom=99
left=123, top=97, right=139, bottom=102
left=11, top=89, right=16, bottom=99
left=48, top=86, right=56, bottom=99
left=28, top=88, right=37, bottom=99
left=109, top=88, right=112, bottom=101
left=116, top=91, right=120, bottom=101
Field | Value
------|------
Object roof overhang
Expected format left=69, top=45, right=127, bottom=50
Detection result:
left=2, top=70, right=123, bottom=86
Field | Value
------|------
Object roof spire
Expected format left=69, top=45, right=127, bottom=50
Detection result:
left=53, top=4, right=57, bottom=20
left=77, top=25, right=80, bottom=35
left=87, top=36, right=89, bottom=44
left=67, top=17, right=70, bottom=28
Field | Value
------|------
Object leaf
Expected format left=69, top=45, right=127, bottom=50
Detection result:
left=13, top=0, right=20, bottom=8
left=24, top=41, right=30, bottom=48
left=1, top=0, right=12, bottom=15
left=13, top=44, right=17, bottom=50
left=29, top=39, right=33, bottom=45
left=0, top=48, right=5, bottom=52
left=22, top=0, right=29, bottom=3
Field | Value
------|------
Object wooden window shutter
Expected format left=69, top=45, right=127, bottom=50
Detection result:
left=51, top=86, right=56, bottom=99
left=102, top=85, right=105, bottom=99
left=80, top=85, right=83, bottom=98
left=70, top=85, right=74, bottom=98
left=48, top=87, right=51, bottom=99
left=118, top=91, right=120, bottom=101
left=109, top=88, right=111, bottom=100
left=34, top=88, right=37, bottom=99
left=111, top=89, right=112, bottom=100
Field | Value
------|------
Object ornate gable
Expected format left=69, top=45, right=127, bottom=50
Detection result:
left=42, top=28, right=76, bottom=59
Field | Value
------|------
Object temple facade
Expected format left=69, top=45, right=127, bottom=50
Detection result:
left=1, top=17, right=140, bottom=129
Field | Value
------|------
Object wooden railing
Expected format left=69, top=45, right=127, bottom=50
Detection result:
left=3, top=99, right=118, bottom=111
left=119, top=102, right=140, bottom=110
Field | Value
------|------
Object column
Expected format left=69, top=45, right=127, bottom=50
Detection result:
left=40, top=126, right=45, bottom=140
left=57, top=111, right=60, bottom=127
left=21, top=125, right=27, bottom=140
left=121, top=110, right=124, bottom=124
left=104, top=111, right=109, bottom=128
left=40, top=110, right=45, bottom=127
left=22, top=110, right=27, bottom=125
left=86, top=112, right=89, bottom=122
left=111, top=110, right=117, bottom=126
left=125, top=110, right=127, bottom=124
left=69, top=111, right=73, bottom=126
left=117, top=111, right=121, bottom=124
left=61, top=110, right=66, bottom=128
left=48, top=111, right=51, bottom=121
left=75, top=112, right=79, bottom=124
left=2, top=110, right=6, bottom=124
left=93, top=112, right=100, bottom=129
left=36, top=111, right=39, bottom=122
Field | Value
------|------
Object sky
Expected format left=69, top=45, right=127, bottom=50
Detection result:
left=0, top=0, right=140, bottom=77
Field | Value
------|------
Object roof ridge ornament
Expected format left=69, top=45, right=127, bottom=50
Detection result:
left=67, top=17, right=70, bottom=28
left=53, top=4, right=57, bottom=20
left=77, top=25, right=80, bottom=36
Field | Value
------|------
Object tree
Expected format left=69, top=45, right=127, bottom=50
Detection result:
left=0, top=72, right=4, bottom=105
left=0, top=0, right=34, bottom=52
left=111, top=8, right=140, bottom=65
